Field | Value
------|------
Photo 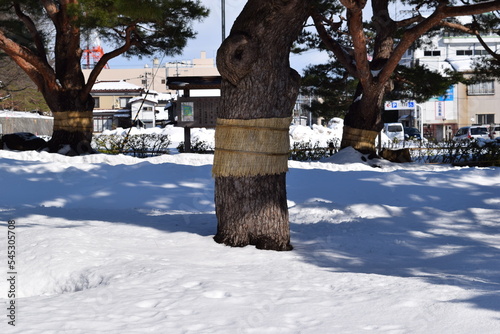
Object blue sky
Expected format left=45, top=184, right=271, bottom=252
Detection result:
left=106, top=0, right=328, bottom=74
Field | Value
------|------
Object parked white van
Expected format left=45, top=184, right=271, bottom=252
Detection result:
left=383, top=123, right=405, bottom=142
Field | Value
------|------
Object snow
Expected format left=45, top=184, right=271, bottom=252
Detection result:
left=0, top=111, right=52, bottom=120
left=446, top=56, right=479, bottom=72
left=289, top=124, right=341, bottom=147
left=92, top=81, right=143, bottom=91
left=1, top=126, right=500, bottom=333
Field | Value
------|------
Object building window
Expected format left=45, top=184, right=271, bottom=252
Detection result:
left=457, top=49, right=488, bottom=56
left=93, top=97, right=100, bottom=108
left=119, top=97, right=131, bottom=108
left=93, top=116, right=113, bottom=132
left=456, top=50, right=473, bottom=56
left=161, top=79, right=166, bottom=84
left=476, top=114, right=495, bottom=124
left=467, top=80, right=494, bottom=95
left=474, top=50, right=489, bottom=56
left=424, top=50, right=441, bottom=56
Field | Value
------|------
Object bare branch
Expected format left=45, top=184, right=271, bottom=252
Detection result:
left=395, top=14, right=426, bottom=29
left=12, top=3, right=49, bottom=62
left=377, top=4, right=448, bottom=84
left=443, top=0, right=500, bottom=18
left=311, top=10, right=358, bottom=77
left=378, top=1, right=500, bottom=85
left=474, top=33, right=500, bottom=61
left=345, top=6, right=372, bottom=87
left=40, top=0, right=60, bottom=18
left=339, top=0, right=367, bottom=11
left=441, top=18, right=500, bottom=61
left=0, top=30, right=57, bottom=93
left=83, top=25, right=137, bottom=97
left=439, top=20, right=476, bottom=34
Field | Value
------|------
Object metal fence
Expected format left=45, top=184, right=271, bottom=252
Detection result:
left=0, top=112, right=53, bottom=136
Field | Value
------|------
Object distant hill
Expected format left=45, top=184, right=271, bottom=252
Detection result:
left=0, top=54, right=50, bottom=114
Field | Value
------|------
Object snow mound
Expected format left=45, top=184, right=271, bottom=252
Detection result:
left=21, top=269, right=111, bottom=297
left=290, top=124, right=341, bottom=147
left=322, top=147, right=392, bottom=168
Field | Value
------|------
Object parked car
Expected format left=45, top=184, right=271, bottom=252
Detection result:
left=404, top=127, right=422, bottom=140
left=452, top=125, right=490, bottom=142
left=383, top=123, right=405, bottom=142
left=489, top=125, right=500, bottom=140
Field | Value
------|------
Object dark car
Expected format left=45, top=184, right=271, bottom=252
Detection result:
left=1, top=132, right=47, bottom=151
left=404, top=127, right=422, bottom=140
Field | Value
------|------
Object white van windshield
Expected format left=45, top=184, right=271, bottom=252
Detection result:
left=388, top=125, right=402, bottom=132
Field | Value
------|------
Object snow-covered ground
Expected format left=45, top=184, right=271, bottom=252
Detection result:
left=1, top=125, right=500, bottom=333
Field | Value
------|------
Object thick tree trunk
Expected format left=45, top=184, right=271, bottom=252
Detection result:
left=213, top=0, right=309, bottom=251
left=214, top=174, right=290, bottom=250
left=341, top=87, right=385, bottom=154
left=45, top=89, right=95, bottom=155
left=338, top=0, right=395, bottom=155
left=47, top=110, right=94, bottom=155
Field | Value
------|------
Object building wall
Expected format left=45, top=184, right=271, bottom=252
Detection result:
left=456, top=83, right=470, bottom=128
left=465, top=80, right=500, bottom=126
left=83, top=67, right=167, bottom=93
left=410, top=34, right=500, bottom=140
left=166, top=51, right=219, bottom=78
left=83, top=51, right=219, bottom=93
left=131, top=101, right=156, bottom=128
left=97, top=96, right=119, bottom=110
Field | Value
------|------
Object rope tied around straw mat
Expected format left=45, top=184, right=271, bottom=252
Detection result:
left=212, top=117, right=292, bottom=177
left=53, top=111, right=93, bottom=132
left=342, top=125, right=379, bottom=151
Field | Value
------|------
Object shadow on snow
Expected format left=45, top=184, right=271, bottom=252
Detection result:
left=1, top=156, right=499, bottom=314
left=287, top=166, right=500, bottom=315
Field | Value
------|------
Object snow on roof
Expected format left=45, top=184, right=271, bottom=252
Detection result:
left=418, top=58, right=455, bottom=74
left=0, top=110, right=52, bottom=119
left=157, top=92, right=175, bottom=101
left=129, top=94, right=158, bottom=104
left=446, top=57, right=477, bottom=72
left=92, top=80, right=143, bottom=91
left=92, top=109, right=130, bottom=114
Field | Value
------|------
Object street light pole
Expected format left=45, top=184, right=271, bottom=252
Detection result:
left=221, top=0, right=226, bottom=41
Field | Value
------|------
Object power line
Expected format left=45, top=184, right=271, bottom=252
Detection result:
left=120, top=53, right=168, bottom=151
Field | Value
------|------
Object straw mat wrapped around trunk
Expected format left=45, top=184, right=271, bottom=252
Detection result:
left=53, top=111, right=93, bottom=132
left=342, top=125, right=379, bottom=151
left=212, top=117, right=291, bottom=177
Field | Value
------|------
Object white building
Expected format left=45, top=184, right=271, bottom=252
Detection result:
left=401, top=32, right=500, bottom=141
left=130, top=95, right=158, bottom=128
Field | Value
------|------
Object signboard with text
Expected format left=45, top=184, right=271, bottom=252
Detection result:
left=435, top=101, right=445, bottom=119
left=384, top=100, right=416, bottom=110
left=181, top=102, right=194, bottom=122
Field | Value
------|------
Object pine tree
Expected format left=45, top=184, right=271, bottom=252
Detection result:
left=0, top=0, right=208, bottom=154
left=307, top=0, right=500, bottom=154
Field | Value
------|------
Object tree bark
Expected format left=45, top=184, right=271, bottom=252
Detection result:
left=213, top=0, right=309, bottom=251
left=341, top=86, right=385, bottom=153
left=48, top=109, right=94, bottom=155
left=340, top=0, right=395, bottom=154
left=1, top=0, right=210, bottom=155
left=214, top=174, right=290, bottom=250
left=0, top=1, right=95, bottom=154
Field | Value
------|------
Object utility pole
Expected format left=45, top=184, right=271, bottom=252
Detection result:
left=221, top=0, right=226, bottom=41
